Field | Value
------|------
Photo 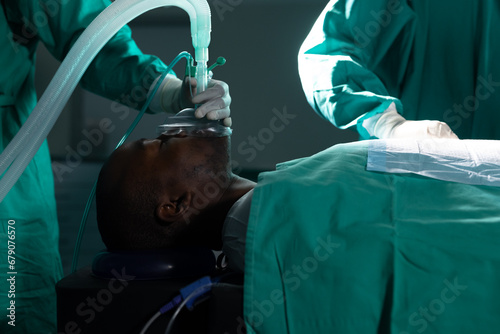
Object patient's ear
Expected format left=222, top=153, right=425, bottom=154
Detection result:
left=156, top=193, right=192, bottom=224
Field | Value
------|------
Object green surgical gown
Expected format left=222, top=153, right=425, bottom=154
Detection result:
left=298, top=0, right=500, bottom=140
left=245, top=141, right=500, bottom=333
left=0, top=0, right=166, bottom=332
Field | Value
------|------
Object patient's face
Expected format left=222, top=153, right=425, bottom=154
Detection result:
left=97, top=132, right=241, bottom=250
left=109, top=133, right=230, bottom=193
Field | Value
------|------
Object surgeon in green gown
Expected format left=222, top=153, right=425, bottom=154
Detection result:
left=0, top=0, right=231, bottom=332
left=299, top=0, right=500, bottom=140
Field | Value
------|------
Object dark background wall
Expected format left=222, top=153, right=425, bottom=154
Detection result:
left=40, top=0, right=357, bottom=171
left=33, top=0, right=358, bottom=274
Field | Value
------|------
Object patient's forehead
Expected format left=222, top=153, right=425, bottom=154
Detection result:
left=103, top=142, right=150, bottom=185
left=109, top=143, right=141, bottom=169
left=107, top=137, right=184, bottom=180
left=107, top=135, right=227, bottom=181
left=112, top=138, right=158, bottom=164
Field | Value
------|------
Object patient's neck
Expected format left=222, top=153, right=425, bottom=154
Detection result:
left=220, top=175, right=256, bottom=212
left=191, top=175, right=255, bottom=249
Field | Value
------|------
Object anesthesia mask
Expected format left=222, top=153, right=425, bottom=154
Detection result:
left=156, top=108, right=232, bottom=138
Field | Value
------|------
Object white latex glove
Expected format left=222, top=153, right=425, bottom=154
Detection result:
left=149, top=74, right=232, bottom=127
left=365, top=103, right=459, bottom=139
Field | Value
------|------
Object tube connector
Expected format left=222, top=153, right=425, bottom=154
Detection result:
left=195, top=46, right=209, bottom=64
left=196, top=61, right=208, bottom=93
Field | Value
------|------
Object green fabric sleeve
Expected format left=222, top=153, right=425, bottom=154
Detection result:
left=298, top=0, right=414, bottom=139
left=18, top=0, right=169, bottom=111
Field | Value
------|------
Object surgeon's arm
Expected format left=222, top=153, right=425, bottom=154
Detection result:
left=18, top=0, right=164, bottom=109
left=364, top=102, right=458, bottom=139
left=298, top=0, right=457, bottom=139
left=148, top=75, right=232, bottom=125
left=21, top=0, right=230, bottom=119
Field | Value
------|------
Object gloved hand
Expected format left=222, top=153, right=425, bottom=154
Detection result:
left=365, top=103, right=459, bottom=139
left=150, top=74, right=232, bottom=127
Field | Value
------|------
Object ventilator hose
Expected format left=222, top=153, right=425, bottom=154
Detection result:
left=0, top=0, right=211, bottom=202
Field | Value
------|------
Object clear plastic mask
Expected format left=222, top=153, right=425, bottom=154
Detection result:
left=156, top=108, right=232, bottom=138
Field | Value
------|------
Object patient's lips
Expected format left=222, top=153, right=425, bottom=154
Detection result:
left=157, top=131, right=188, bottom=141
